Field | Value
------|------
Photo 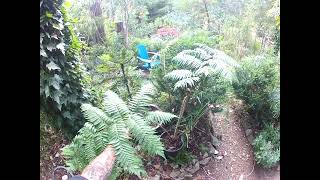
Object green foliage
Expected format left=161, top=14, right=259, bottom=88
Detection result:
left=168, top=149, right=195, bottom=166
left=232, top=54, right=280, bottom=123
left=62, top=84, right=176, bottom=178
left=199, top=143, right=209, bottom=153
left=164, top=44, right=237, bottom=133
left=40, top=0, right=94, bottom=137
left=253, top=123, right=280, bottom=168
left=165, top=44, right=238, bottom=92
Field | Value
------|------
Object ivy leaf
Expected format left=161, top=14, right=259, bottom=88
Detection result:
left=63, top=111, right=71, bottom=119
left=46, top=43, right=56, bottom=52
left=46, top=61, right=61, bottom=71
left=40, top=49, right=47, bottom=57
left=51, top=34, right=58, bottom=40
left=56, top=43, right=65, bottom=55
left=63, top=0, right=72, bottom=9
left=45, top=11, right=53, bottom=18
left=53, top=23, right=64, bottom=30
left=49, top=74, right=62, bottom=90
left=45, top=85, right=50, bottom=98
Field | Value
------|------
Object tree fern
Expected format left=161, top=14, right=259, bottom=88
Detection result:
left=128, top=83, right=155, bottom=115
left=164, top=69, right=193, bottom=81
left=174, top=77, right=200, bottom=91
left=62, top=84, right=176, bottom=178
left=165, top=44, right=238, bottom=92
left=145, top=111, right=178, bottom=126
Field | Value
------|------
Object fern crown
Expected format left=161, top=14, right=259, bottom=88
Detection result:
left=165, top=44, right=238, bottom=91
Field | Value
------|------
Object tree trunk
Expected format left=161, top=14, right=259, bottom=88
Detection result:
left=120, top=63, right=132, bottom=98
left=124, top=0, right=129, bottom=47
left=202, top=0, right=211, bottom=30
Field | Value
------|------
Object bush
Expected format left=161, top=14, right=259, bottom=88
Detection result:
left=62, top=84, right=177, bottom=178
left=232, top=54, right=280, bottom=123
left=253, top=124, right=280, bottom=168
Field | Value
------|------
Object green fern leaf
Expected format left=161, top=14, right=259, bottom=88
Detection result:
left=126, top=114, right=165, bottom=157
left=129, top=83, right=155, bottom=114
left=108, top=122, right=146, bottom=177
left=164, top=69, right=193, bottom=81
left=104, top=90, right=130, bottom=119
left=174, top=77, right=200, bottom=91
left=173, top=53, right=202, bottom=69
left=145, top=111, right=177, bottom=126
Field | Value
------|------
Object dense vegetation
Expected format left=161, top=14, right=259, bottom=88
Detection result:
left=40, top=0, right=280, bottom=178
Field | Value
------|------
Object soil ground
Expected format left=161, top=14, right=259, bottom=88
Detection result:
left=40, top=98, right=279, bottom=180
left=195, top=99, right=280, bottom=180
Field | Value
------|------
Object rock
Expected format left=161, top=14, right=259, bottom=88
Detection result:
left=170, top=170, right=181, bottom=178
left=61, top=175, right=68, bottom=180
left=154, top=164, right=160, bottom=170
left=150, top=175, right=160, bottom=180
left=214, top=155, right=223, bottom=160
left=55, top=152, right=60, bottom=158
left=247, top=134, right=254, bottom=144
left=184, top=174, right=193, bottom=180
left=199, top=157, right=211, bottom=165
left=186, top=162, right=200, bottom=174
left=211, top=135, right=221, bottom=147
left=209, top=145, right=219, bottom=155
left=172, top=164, right=179, bottom=169
left=245, top=129, right=252, bottom=136
left=203, top=152, right=208, bottom=158
left=224, top=151, right=227, bottom=156
left=192, top=159, right=198, bottom=165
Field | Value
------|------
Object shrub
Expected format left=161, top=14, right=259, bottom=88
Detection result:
left=253, top=123, right=280, bottom=168
left=62, top=84, right=176, bottom=178
left=232, top=54, right=280, bottom=123
left=164, top=44, right=238, bottom=135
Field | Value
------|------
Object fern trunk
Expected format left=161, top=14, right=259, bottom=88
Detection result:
left=174, top=93, right=191, bottom=137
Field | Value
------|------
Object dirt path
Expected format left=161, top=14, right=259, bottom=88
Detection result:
left=196, top=100, right=280, bottom=180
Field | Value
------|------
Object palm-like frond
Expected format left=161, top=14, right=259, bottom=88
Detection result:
left=108, top=122, right=146, bottom=176
left=145, top=111, right=177, bottom=126
left=174, top=77, right=200, bottom=91
left=128, top=83, right=155, bottom=114
left=104, top=90, right=130, bottom=119
left=173, top=52, right=202, bottom=70
left=126, top=114, right=165, bottom=157
left=81, top=104, right=113, bottom=131
left=164, top=69, right=193, bottom=81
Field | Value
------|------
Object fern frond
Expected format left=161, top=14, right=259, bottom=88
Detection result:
left=185, top=48, right=211, bottom=60
left=174, top=77, right=200, bottom=91
left=108, top=122, right=146, bottom=177
left=108, top=165, right=123, bottom=180
left=164, top=69, right=193, bottom=81
left=173, top=52, right=202, bottom=69
left=145, top=111, right=177, bottom=126
left=194, top=66, right=215, bottom=77
left=104, top=90, right=130, bottom=119
left=129, top=83, right=155, bottom=114
left=126, top=114, right=165, bottom=157
left=81, top=104, right=113, bottom=131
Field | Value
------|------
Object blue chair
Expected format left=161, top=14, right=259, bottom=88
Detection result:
left=136, top=44, right=161, bottom=70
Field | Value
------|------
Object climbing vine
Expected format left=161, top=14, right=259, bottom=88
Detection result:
left=40, top=0, right=94, bottom=137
